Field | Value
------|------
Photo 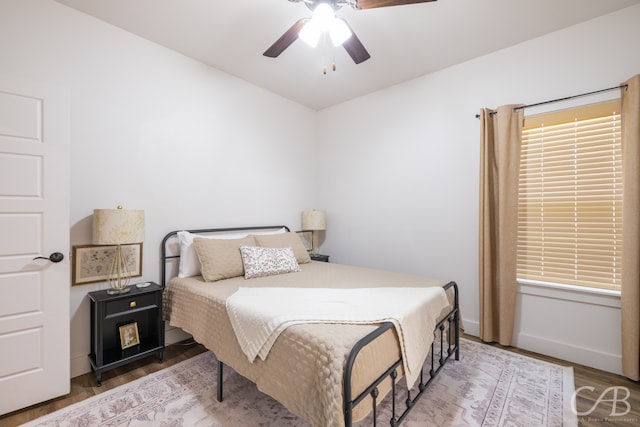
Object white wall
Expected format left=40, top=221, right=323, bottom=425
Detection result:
left=317, top=4, right=640, bottom=374
left=0, top=0, right=317, bottom=377
left=2, top=0, right=638, bottom=379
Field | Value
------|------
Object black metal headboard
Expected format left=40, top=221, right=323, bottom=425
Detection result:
left=160, top=225, right=290, bottom=287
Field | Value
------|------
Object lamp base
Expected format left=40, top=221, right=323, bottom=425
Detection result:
left=106, top=244, right=133, bottom=295
left=107, top=286, right=131, bottom=295
left=310, top=230, right=321, bottom=256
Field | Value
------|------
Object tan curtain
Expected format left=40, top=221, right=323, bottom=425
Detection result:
left=621, top=74, right=640, bottom=380
left=479, top=105, right=523, bottom=346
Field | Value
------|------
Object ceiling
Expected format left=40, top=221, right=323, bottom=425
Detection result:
left=54, top=0, right=640, bottom=110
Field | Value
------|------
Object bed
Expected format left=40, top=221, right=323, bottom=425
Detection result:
left=161, top=226, right=459, bottom=427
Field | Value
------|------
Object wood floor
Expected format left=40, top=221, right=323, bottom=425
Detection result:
left=1, top=336, right=639, bottom=426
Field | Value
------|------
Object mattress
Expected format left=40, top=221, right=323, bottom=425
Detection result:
left=164, top=261, right=451, bottom=427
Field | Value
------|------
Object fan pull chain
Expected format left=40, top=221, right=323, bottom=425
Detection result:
left=322, top=50, right=338, bottom=75
left=322, top=63, right=337, bottom=75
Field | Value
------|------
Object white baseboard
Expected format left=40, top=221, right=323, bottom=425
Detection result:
left=458, top=319, right=621, bottom=375
left=71, top=353, right=91, bottom=379
left=461, top=319, right=479, bottom=337
left=514, top=332, right=622, bottom=375
left=72, top=320, right=621, bottom=379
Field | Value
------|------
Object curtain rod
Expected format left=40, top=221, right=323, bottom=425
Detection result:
left=474, top=83, right=628, bottom=119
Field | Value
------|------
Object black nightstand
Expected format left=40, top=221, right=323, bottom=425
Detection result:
left=88, top=282, right=164, bottom=386
left=310, top=254, right=330, bottom=262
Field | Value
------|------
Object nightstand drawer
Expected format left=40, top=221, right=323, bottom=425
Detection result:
left=104, top=293, right=158, bottom=316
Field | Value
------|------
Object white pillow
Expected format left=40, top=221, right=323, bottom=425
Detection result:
left=177, top=227, right=287, bottom=278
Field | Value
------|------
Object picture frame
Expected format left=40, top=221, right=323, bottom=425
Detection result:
left=72, top=243, right=143, bottom=286
left=119, top=322, right=140, bottom=349
left=296, top=230, right=313, bottom=252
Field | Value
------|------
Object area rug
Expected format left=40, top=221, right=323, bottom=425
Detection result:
left=23, top=339, right=577, bottom=426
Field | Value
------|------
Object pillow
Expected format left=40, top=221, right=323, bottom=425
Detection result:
left=177, top=230, right=248, bottom=278
left=193, top=236, right=256, bottom=282
left=239, top=245, right=300, bottom=279
left=252, top=232, right=312, bottom=264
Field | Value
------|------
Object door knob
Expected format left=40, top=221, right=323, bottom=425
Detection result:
left=33, top=252, right=64, bottom=263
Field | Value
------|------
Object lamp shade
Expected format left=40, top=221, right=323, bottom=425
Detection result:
left=93, top=207, right=145, bottom=245
left=302, top=210, right=326, bottom=231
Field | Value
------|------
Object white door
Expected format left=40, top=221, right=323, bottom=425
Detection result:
left=0, top=75, right=70, bottom=415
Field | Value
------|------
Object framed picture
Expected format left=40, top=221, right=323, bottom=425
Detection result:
left=119, top=322, right=140, bottom=349
left=296, top=231, right=313, bottom=252
left=72, top=243, right=143, bottom=286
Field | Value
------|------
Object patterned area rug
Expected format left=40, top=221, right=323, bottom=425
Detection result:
left=24, top=339, right=577, bottom=426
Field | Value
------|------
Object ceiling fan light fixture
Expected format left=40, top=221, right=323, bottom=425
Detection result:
left=266, top=0, right=435, bottom=63
left=300, top=3, right=351, bottom=48
left=299, top=19, right=322, bottom=47
left=311, top=3, right=336, bottom=31
left=330, top=18, right=352, bottom=46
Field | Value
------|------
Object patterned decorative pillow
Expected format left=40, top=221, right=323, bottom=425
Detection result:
left=239, top=245, right=301, bottom=279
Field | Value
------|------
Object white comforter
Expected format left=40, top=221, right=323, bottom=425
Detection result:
left=226, top=286, right=449, bottom=388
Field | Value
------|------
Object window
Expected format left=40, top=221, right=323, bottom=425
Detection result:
left=517, top=100, right=622, bottom=291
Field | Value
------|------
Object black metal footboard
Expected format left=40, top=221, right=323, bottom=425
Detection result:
left=343, top=281, right=460, bottom=427
left=215, top=281, right=460, bottom=427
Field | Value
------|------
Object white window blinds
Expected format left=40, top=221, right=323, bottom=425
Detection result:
left=517, top=100, right=622, bottom=291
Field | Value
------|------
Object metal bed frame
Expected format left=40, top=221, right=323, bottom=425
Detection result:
left=161, top=225, right=460, bottom=427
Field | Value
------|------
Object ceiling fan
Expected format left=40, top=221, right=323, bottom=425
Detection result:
left=263, top=0, right=437, bottom=64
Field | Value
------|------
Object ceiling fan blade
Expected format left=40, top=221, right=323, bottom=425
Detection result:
left=263, top=18, right=309, bottom=58
left=355, top=0, right=436, bottom=9
left=342, top=26, right=370, bottom=64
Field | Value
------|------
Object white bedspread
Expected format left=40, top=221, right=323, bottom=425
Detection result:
left=226, top=286, right=449, bottom=388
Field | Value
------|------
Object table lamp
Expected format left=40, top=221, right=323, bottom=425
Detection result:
left=302, top=209, right=326, bottom=256
left=93, top=206, right=145, bottom=294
